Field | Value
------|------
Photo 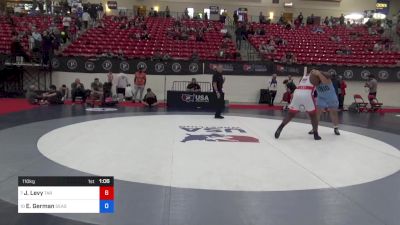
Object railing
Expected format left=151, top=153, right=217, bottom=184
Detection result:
left=111, top=10, right=207, bottom=20
left=171, top=81, right=212, bottom=92
left=242, top=36, right=262, bottom=62
left=225, top=15, right=235, bottom=29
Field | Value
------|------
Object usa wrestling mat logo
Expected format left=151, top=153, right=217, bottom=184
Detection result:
left=180, top=126, right=259, bottom=143
left=181, top=94, right=209, bottom=103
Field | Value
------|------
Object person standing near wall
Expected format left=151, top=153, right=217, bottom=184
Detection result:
left=297, top=12, right=303, bottom=25
left=62, top=14, right=72, bottom=34
left=103, top=72, right=114, bottom=101
left=116, top=71, right=128, bottom=98
left=233, top=11, right=239, bottom=25
left=267, top=74, right=278, bottom=106
left=212, top=64, right=225, bottom=119
left=338, top=75, right=347, bottom=110
left=97, top=3, right=104, bottom=19
left=365, top=74, right=378, bottom=103
left=82, top=10, right=90, bottom=29
left=125, top=84, right=133, bottom=101
left=165, top=6, right=170, bottom=17
left=133, top=68, right=147, bottom=103
left=235, top=24, right=244, bottom=50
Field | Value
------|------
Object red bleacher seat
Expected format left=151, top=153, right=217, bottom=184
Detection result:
left=63, top=16, right=238, bottom=61
left=248, top=23, right=400, bottom=66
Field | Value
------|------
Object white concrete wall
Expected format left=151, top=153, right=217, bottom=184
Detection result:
left=52, top=71, right=400, bottom=107
left=87, top=0, right=377, bottom=21
left=390, top=0, right=400, bottom=17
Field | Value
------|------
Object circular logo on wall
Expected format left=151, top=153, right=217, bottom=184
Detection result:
left=360, top=70, right=371, bottom=80
left=102, top=60, right=113, bottom=71
left=172, top=63, right=182, bottom=73
left=189, top=63, right=199, bottom=73
left=276, top=65, right=285, bottom=72
left=155, top=63, right=165, bottom=73
left=84, top=61, right=95, bottom=71
left=137, top=62, right=147, bottom=71
left=397, top=71, right=400, bottom=80
left=120, top=61, right=130, bottom=72
left=86, top=108, right=118, bottom=112
left=66, top=59, right=78, bottom=70
left=51, top=58, right=60, bottom=69
left=243, top=64, right=253, bottom=72
left=328, top=69, right=337, bottom=76
left=378, top=70, right=389, bottom=80
left=343, top=70, right=354, bottom=79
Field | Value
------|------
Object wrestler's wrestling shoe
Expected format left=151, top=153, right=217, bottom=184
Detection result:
left=274, top=126, right=283, bottom=139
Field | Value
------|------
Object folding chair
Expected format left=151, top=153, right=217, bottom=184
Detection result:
left=368, top=96, right=383, bottom=112
left=353, top=94, right=368, bottom=112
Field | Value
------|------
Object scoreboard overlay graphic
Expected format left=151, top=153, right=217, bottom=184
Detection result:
left=18, top=176, right=114, bottom=213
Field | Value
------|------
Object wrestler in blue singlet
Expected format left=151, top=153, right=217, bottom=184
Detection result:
left=316, top=82, right=339, bottom=109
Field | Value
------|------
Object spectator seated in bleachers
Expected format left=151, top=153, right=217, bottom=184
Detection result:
left=196, top=31, right=205, bottom=42
left=152, top=51, right=163, bottom=61
left=190, top=51, right=200, bottom=61
left=255, top=28, right=266, bottom=36
left=349, top=31, right=362, bottom=40
left=336, top=45, right=352, bottom=55
left=162, top=53, right=171, bottom=61
left=58, top=13, right=238, bottom=61
left=281, top=52, right=297, bottom=64
left=273, top=36, right=286, bottom=46
left=259, top=41, right=269, bottom=54
left=264, top=40, right=277, bottom=54
left=330, top=34, right=341, bottom=43
left=216, top=47, right=227, bottom=59
left=312, top=26, right=325, bottom=34
left=373, top=42, right=383, bottom=52
left=140, top=31, right=151, bottom=40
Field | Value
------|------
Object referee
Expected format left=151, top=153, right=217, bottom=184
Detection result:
left=212, top=64, right=225, bottom=119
